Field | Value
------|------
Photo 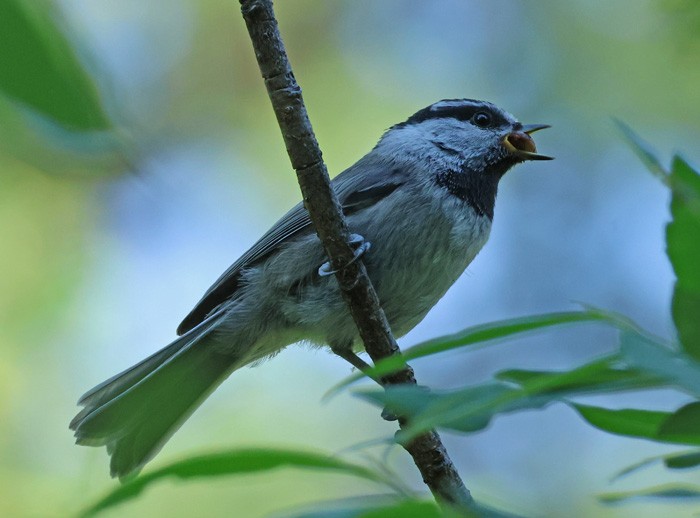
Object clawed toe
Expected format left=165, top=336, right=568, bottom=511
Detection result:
left=318, top=234, right=371, bottom=277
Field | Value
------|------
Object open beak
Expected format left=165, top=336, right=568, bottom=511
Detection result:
left=502, top=124, right=554, bottom=161
left=521, top=123, right=551, bottom=135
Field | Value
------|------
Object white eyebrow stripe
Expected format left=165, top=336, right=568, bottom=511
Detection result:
left=431, top=100, right=483, bottom=111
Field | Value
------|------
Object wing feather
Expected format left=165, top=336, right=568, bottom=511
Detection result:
left=176, top=159, right=407, bottom=335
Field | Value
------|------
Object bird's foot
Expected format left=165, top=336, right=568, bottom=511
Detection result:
left=318, top=234, right=371, bottom=277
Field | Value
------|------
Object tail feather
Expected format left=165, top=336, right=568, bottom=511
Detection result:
left=71, top=314, right=238, bottom=479
left=70, top=317, right=221, bottom=430
left=69, top=339, right=186, bottom=432
left=77, top=339, right=185, bottom=407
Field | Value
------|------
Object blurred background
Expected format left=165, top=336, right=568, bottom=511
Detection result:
left=1, top=0, right=699, bottom=516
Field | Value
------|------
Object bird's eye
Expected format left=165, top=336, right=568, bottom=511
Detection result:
left=472, top=111, right=492, bottom=128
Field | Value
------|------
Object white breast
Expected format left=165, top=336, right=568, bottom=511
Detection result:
left=357, top=186, right=492, bottom=337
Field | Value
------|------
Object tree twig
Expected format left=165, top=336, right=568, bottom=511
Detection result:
left=239, top=0, right=473, bottom=509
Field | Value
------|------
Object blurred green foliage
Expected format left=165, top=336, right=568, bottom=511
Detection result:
left=82, top=448, right=394, bottom=517
left=660, top=0, right=700, bottom=52
left=0, top=0, right=109, bottom=130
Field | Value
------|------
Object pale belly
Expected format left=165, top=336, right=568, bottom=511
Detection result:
left=257, top=189, right=492, bottom=348
left=366, top=201, right=492, bottom=337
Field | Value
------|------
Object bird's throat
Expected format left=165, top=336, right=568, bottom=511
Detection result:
left=434, top=165, right=507, bottom=220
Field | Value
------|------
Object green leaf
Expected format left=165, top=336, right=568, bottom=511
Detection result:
left=328, top=310, right=621, bottom=397
left=287, top=497, right=458, bottom=518
left=667, top=156, right=700, bottom=359
left=81, top=448, right=386, bottom=517
left=356, top=501, right=447, bottom=518
left=357, top=383, right=536, bottom=440
left=400, top=310, right=620, bottom=371
left=617, top=129, right=700, bottom=357
left=497, top=356, right=666, bottom=395
left=665, top=450, right=700, bottom=470
left=572, top=404, right=700, bottom=446
left=281, top=496, right=521, bottom=518
left=611, top=449, right=700, bottom=481
left=659, top=402, right=700, bottom=444
left=620, top=330, right=700, bottom=396
left=0, top=0, right=109, bottom=130
left=600, top=484, right=700, bottom=504
left=572, top=404, right=671, bottom=440
left=611, top=455, right=668, bottom=482
left=358, top=355, right=668, bottom=442
left=280, top=497, right=447, bottom=518
left=615, top=119, right=668, bottom=182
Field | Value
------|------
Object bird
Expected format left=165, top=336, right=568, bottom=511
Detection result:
left=70, top=98, right=552, bottom=479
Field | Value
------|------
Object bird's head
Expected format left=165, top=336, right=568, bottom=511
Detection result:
left=387, top=98, right=552, bottom=176
left=377, top=99, right=553, bottom=218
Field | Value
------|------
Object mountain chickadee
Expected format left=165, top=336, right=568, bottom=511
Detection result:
left=70, top=98, right=552, bottom=478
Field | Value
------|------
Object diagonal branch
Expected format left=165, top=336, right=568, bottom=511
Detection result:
left=239, top=0, right=472, bottom=509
